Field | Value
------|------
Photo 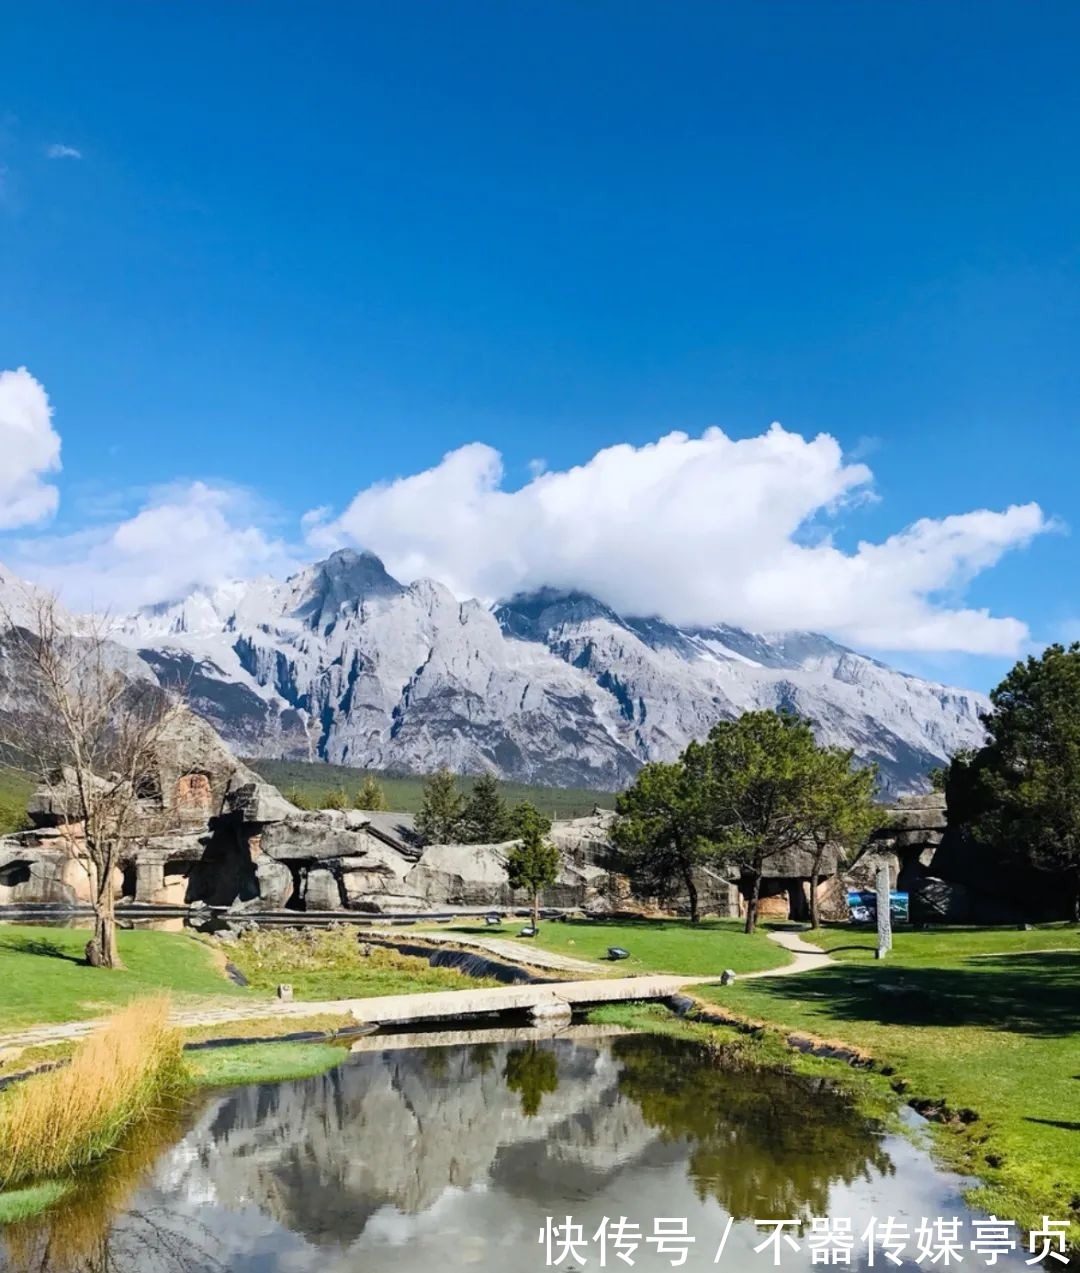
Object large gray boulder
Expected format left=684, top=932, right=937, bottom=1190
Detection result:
left=226, top=782, right=298, bottom=825
left=254, top=857, right=294, bottom=909
left=302, top=866, right=344, bottom=911
left=259, top=810, right=371, bottom=861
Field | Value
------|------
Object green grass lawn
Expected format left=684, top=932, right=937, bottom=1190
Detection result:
left=423, top=916, right=791, bottom=976
left=0, top=923, right=507, bottom=1034
left=699, top=922, right=1080, bottom=1243
left=0, top=925, right=252, bottom=1031
left=247, top=757, right=616, bottom=818
left=802, top=921, right=1080, bottom=963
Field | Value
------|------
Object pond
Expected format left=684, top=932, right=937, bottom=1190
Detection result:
left=0, top=1031, right=1036, bottom=1271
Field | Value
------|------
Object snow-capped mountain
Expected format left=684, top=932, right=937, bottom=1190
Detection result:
left=112, top=548, right=987, bottom=795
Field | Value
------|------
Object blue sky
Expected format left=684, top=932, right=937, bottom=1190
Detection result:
left=1, top=1, right=1078, bottom=690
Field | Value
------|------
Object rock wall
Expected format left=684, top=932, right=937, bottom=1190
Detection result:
left=0, top=722, right=835, bottom=919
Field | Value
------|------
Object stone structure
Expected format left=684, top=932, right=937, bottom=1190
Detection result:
left=0, top=731, right=646, bottom=914
left=0, top=715, right=851, bottom=918
left=842, top=789, right=1073, bottom=923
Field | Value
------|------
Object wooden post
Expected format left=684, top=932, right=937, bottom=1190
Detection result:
left=875, top=861, right=892, bottom=960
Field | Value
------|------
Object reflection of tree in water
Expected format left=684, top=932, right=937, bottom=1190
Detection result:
left=469, top=1042, right=497, bottom=1074
left=1, top=1109, right=225, bottom=1273
left=612, top=1036, right=893, bottom=1219
left=422, top=1047, right=450, bottom=1079
left=503, top=1044, right=559, bottom=1117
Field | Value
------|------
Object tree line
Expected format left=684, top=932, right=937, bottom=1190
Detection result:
left=285, top=774, right=392, bottom=813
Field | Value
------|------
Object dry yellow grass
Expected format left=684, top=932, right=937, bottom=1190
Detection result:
left=0, top=996, right=186, bottom=1189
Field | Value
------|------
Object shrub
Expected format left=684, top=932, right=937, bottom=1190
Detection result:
left=285, top=786, right=314, bottom=810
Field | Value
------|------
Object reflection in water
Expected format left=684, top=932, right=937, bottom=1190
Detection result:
left=0, top=1034, right=1032, bottom=1272
left=504, top=1045, right=560, bottom=1116
left=612, top=1035, right=892, bottom=1218
left=2, top=1109, right=207, bottom=1273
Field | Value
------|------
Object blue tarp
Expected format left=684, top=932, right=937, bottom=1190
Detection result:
left=846, top=889, right=909, bottom=923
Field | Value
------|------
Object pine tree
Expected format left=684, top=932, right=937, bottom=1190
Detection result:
left=506, top=803, right=561, bottom=927
left=460, top=771, right=510, bottom=843
left=415, top=768, right=466, bottom=845
left=323, top=786, right=349, bottom=810
left=354, top=774, right=389, bottom=811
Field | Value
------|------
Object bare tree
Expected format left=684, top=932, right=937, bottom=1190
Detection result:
left=1, top=591, right=176, bottom=969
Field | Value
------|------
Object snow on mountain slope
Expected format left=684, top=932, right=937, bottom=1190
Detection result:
left=114, top=548, right=987, bottom=794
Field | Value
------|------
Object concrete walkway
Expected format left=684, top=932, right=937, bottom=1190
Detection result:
left=748, top=927, right=832, bottom=976
left=0, top=928, right=830, bottom=1056
left=367, top=926, right=618, bottom=975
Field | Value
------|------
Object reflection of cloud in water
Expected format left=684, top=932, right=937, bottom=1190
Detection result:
left=0, top=1036, right=1035, bottom=1273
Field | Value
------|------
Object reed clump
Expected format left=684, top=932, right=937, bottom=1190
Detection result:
left=0, top=996, right=186, bottom=1189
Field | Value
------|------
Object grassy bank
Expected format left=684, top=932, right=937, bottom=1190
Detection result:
left=697, top=923, right=1080, bottom=1245
left=188, top=1040, right=350, bottom=1086
left=0, top=922, right=502, bottom=1039
left=0, top=998, right=186, bottom=1191
left=230, top=925, right=501, bottom=997
left=423, top=915, right=790, bottom=976
left=248, top=757, right=616, bottom=818
left=0, top=997, right=355, bottom=1223
left=0, top=924, right=252, bottom=1031
left=0, top=1182, right=73, bottom=1225
left=586, top=1000, right=898, bottom=1121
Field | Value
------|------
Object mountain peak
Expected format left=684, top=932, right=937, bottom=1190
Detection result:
left=293, top=548, right=404, bottom=629
left=495, top=587, right=625, bottom=641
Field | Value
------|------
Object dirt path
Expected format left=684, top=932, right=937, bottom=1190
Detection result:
left=0, top=928, right=830, bottom=1055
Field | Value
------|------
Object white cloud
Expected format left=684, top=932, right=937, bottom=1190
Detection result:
left=0, top=367, right=62, bottom=530
left=0, top=369, right=1051, bottom=655
left=46, top=143, right=82, bottom=160
left=309, top=425, right=1050, bottom=656
left=12, top=481, right=299, bottom=613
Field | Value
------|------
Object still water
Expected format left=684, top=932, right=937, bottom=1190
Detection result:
left=1, top=1032, right=1037, bottom=1272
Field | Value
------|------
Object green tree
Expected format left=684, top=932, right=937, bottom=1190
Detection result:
left=506, top=799, right=552, bottom=839
left=414, top=768, right=466, bottom=845
left=460, top=771, right=510, bottom=843
left=611, top=758, right=712, bottom=923
left=505, top=802, right=561, bottom=927
left=948, top=643, right=1080, bottom=922
left=927, top=766, right=947, bottom=792
left=285, top=786, right=314, bottom=810
left=804, top=748, right=882, bottom=928
left=503, top=1044, right=559, bottom=1116
left=353, top=774, right=389, bottom=811
left=700, top=710, right=823, bottom=934
left=323, top=785, right=349, bottom=810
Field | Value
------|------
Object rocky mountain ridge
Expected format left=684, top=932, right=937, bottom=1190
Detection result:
left=110, top=549, right=986, bottom=795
